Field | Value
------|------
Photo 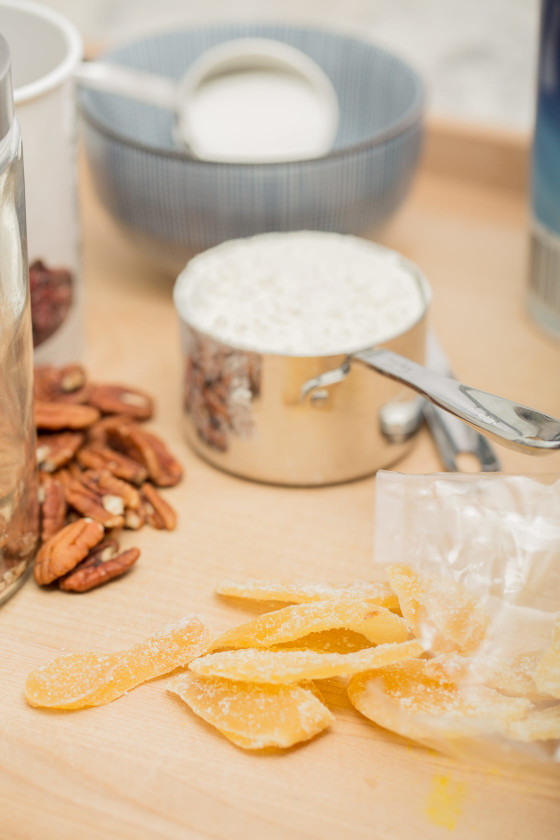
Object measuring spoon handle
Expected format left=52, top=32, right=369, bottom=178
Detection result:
left=354, top=347, right=560, bottom=455
left=75, top=61, right=178, bottom=111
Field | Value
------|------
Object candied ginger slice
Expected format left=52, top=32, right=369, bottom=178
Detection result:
left=506, top=704, right=560, bottom=741
left=428, top=651, right=549, bottom=702
left=534, top=620, right=560, bottom=699
left=189, top=639, right=423, bottom=684
left=215, top=579, right=399, bottom=612
left=211, top=599, right=408, bottom=651
left=25, top=616, right=212, bottom=709
left=348, top=659, right=531, bottom=742
left=386, top=564, right=489, bottom=655
left=24, top=653, right=116, bottom=709
left=484, top=650, right=547, bottom=701
left=278, top=629, right=374, bottom=654
left=169, top=672, right=333, bottom=749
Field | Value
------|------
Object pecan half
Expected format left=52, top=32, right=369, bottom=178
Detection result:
left=85, top=414, right=136, bottom=444
left=59, top=365, right=87, bottom=394
left=39, top=477, right=67, bottom=541
left=52, top=467, right=75, bottom=487
left=59, top=544, right=140, bottom=592
left=87, top=383, right=153, bottom=420
left=58, top=472, right=125, bottom=529
left=34, top=365, right=90, bottom=404
left=141, top=483, right=177, bottom=530
left=36, top=431, right=85, bottom=472
left=35, top=401, right=100, bottom=431
left=124, top=507, right=146, bottom=530
left=75, top=441, right=148, bottom=485
left=34, top=518, right=105, bottom=585
left=135, top=429, right=183, bottom=487
left=79, top=469, right=141, bottom=510
left=107, top=424, right=183, bottom=487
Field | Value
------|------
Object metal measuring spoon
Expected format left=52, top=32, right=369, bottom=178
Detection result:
left=301, top=347, right=560, bottom=455
left=422, top=331, right=500, bottom=470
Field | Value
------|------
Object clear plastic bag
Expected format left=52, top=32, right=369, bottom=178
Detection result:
left=368, top=471, right=560, bottom=775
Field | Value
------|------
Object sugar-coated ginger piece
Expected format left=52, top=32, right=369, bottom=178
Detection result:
left=277, top=628, right=376, bottom=654
left=189, top=639, right=424, bottom=684
left=484, top=650, right=549, bottom=701
left=506, top=704, right=560, bottom=741
left=426, top=650, right=551, bottom=703
left=348, top=659, right=531, bottom=742
left=216, top=579, right=399, bottom=612
left=430, top=650, right=551, bottom=701
left=534, top=619, right=560, bottom=699
left=211, top=599, right=408, bottom=652
left=25, top=616, right=212, bottom=709
left=169, top=672, right=333, bottom=749
left=386, top=565, right=489, bottom=655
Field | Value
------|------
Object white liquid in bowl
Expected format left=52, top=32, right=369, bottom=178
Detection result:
left=182, top=68, right=337, bottom=163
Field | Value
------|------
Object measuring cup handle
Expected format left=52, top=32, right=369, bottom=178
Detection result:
left=75, top=62, right=178, bottom=111
left=353, top=347, right=560, bottom=455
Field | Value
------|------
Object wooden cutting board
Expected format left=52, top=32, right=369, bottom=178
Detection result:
left=1, top=122, right=560, bottom=840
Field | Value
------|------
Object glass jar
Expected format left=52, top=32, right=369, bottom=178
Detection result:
left=0, top=34, right=38, bottom=605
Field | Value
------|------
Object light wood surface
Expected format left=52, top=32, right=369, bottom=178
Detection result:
left=422, top=117, right=530, bottom=193
left=2, top=127, right=560, bottom=840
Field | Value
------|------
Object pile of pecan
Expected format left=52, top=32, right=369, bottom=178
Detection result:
left=33, top=364, right=182, bottom=593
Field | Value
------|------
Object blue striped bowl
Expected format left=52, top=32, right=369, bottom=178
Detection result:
left=79, top=24, right=425, bottom=273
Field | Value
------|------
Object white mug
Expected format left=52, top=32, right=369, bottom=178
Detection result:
left=0, top=0, right=83, bottom=365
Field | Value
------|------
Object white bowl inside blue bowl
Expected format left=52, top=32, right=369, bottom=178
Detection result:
left=78, top=23, right=425, bottom=273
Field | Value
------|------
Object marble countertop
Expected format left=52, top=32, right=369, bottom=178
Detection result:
left=34, top=0, right=539, bottom=133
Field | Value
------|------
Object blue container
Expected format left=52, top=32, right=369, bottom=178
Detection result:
left=529, top=0, right=560, bottom=336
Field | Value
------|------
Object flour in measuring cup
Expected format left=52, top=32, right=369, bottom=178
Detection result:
left=174, top=232, right=427, bottom=356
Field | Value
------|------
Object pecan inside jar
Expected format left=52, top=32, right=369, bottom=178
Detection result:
left=29, top=260, right=74, bottom=348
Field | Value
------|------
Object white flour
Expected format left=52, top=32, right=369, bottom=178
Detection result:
left=174, top=232, right=427, bottom=356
